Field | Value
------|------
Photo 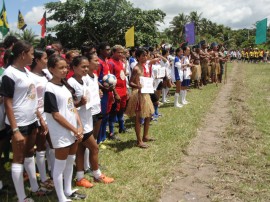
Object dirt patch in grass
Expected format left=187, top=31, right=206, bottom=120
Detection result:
left=160, top=62, right=270, bottom=202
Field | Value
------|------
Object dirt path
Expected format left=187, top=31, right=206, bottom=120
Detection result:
left=160, top=63, right=238, bottom=202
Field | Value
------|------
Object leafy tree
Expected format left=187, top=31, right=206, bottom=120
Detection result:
left=45, top=0, right=165, bottom=48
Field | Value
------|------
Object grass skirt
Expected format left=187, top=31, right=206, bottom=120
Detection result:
left=125, top=89, right=154, bottom=118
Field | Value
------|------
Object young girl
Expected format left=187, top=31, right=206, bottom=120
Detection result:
left=0, top=41, right=51, bottom=202
left=181, top=46, right=192, bottom=104
left=68, top=56, right=114, bottom=187
left=125, top=48, right=155, bottom=149
left=44, top=55, right=85, bottom=201
left=172, top=48, right=184, bottom=107
left=29, top=49, right=54, bottom=190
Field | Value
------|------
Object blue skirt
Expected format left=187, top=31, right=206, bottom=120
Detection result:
left=181, top=79, right=191, bottom=86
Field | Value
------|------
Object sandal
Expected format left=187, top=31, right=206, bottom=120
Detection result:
left=137, top=143, right=149, bottom=149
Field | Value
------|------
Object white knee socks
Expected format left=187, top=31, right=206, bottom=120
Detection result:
left=12, top=163, right=26, bottom=202
left=53, top=159, right=67, bottom=202
left=24, top=156, right=39, bottom=192
left=64, top=155, right=76, bottom=196
left=36, top=151, right=47, bottom=182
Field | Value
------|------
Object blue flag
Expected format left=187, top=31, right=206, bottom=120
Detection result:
left=185, top=22, right=195, bottom=45
left=255, top=18, right=267, bottom=44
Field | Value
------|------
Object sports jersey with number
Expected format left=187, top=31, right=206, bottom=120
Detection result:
left=68, top=77, right=93, bottom=134
left=44, top=82, right=77, bottom=148
left=0, top=66, right=37, bottom=126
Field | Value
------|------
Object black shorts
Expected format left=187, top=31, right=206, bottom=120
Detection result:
left=156, top=81, right=163, bottom=91
left=150, top=93, right=159, bottom=103
left=82, top=131, right=93, bottom=142
left=6, top=121, right=38, bottom=136
left=93, top=112, right=103, bottom=125
left=0, top=128, right=9, bottom=140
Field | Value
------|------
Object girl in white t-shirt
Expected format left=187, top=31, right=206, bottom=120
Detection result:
left=29, top=49, right=54, bottom=190
left=68, top=56, right=114, bottom=187
left=44, top=55, right=85, bottom=201
left=0, top=41, right=51, bottom=202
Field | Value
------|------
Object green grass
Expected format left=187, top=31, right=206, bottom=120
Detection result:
left=210, top=62, right=270, bottom=201
left=1, top=71, right=227, bottom=202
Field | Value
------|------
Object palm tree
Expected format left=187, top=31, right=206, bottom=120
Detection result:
left=169, top=13, right=189, bottom=44
left=189, top=11, right=202, bottom=34
left=17, top=29, right=40, bottom=46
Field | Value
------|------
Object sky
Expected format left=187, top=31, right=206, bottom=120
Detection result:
left=2, top=0, right=270, bottom=38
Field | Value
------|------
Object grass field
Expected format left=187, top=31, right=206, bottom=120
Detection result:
left=210, top=62, right=270, bottom=201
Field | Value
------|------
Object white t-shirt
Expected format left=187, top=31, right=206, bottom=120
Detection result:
left=68, top=77, right=93, bottom=134
left=0, top=66, right=37, bottom=126
left=29, top=72, right=48, bottom=122
left=83, top=74, right=101, bottom=115
left=151, top=62, right=163, bottom=90
left=42, top=68, right=53, bottom=80
left=44, top=82, right=77, bottom=148
left=182, top=56, right=191, bottom=80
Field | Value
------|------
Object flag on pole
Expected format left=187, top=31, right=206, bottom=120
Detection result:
left=184, top=22, right=195, bottom=45
left=125, top=26, right=134, bottom=47
left=255, top=18, right=267, bottom=44
left=17, top=10, right=27, bottom=30
left=0, top=0, right=9, bottom=37
left=38, top=12, right=46, bottom=38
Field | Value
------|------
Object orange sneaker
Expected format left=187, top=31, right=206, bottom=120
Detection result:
left=94, top=174, right=114, bottom=184
left=76, top=178, right=94, bottom=188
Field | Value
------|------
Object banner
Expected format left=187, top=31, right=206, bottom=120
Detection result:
left=0, top=0, right=9, bottom=37
left=18, top=10, right=27, bottom=30
left=125, top=26, right=134, bottom=47
left=255, top=18, right=267, bottom=44
left=185, top=22, right=195, bottom=45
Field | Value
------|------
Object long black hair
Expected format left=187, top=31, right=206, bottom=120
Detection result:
left=30, top=49, right=46, bottom=70
left=7, top=40, right=32, bottom=67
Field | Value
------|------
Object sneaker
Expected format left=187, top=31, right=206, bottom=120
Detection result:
left=31, top=187, right=52, bottom=196
left=76, top=178, right=94, bottom=188
left=175, top=103, right=183, bottom=108
left=67, top=191, right=86, bottom=200
left=40, top=179, right=54, bottom=190
left=23, top=197, right=34, bottom=202
left=94, top=174, right=114, bottom=184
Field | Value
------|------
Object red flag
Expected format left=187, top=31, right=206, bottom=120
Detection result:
left=38, top=12, right=46, bottom=38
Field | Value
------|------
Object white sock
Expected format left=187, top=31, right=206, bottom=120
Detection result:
left=76, top=171, right=84, bottom=181
left=49, top=149, right=55, bottom=177
left=92, top=169, right=102, bottom=179
left=36, top=151, right=47, bottom=182
left=12, top=163, right=26, bottom=202
left=0, top=180, right=3, bottom=189
left=84, top=148, right=90, bottom=171
left=64, top=155, right=75, bottom=196
left=162, top=89, right=166, bottom=102
left=24, top=156, right=39, bottom=192
left=180, top=91, right=184, bottom=104
left=165, top=87, right=169, bottom=97
left=53, top=159, right=67, bottom=202
left=174, top=93, right=179, bottom=106
left=184, top=90, right=187, bottom=102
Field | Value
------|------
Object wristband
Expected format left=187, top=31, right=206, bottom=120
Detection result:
left=12, top=127, right=19, bottom=134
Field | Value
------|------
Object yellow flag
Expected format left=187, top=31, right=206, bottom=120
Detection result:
left=125, top=26, right=134, bottom=47
left=18, top=10, right=27, bottom=30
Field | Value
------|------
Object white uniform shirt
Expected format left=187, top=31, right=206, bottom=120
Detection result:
left=68, top=77, right=93, bottom=134
left=44, top=82, right=77, bottom=148
left=0, top=66, right=37, bottom=126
